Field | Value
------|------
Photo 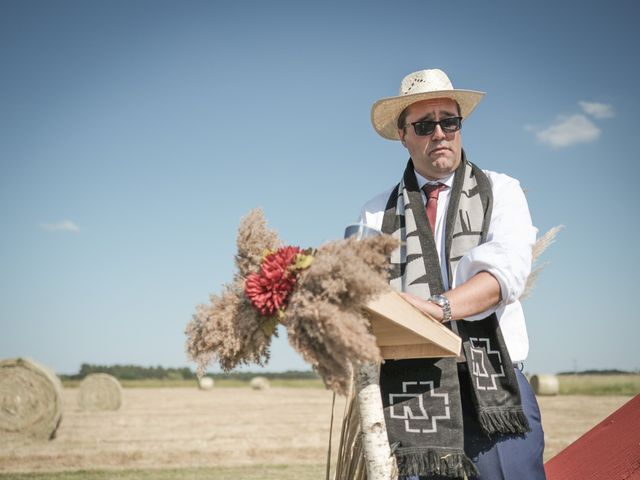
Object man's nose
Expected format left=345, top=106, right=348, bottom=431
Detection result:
left=431, top=123, right=446, bottom=140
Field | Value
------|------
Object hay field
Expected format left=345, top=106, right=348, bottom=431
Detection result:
left=0, top=386, right=633, bottom=479
left=557, top=374, right=640, bottom=395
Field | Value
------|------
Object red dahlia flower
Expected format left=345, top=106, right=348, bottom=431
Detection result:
left=244, top=246, right=302, bottom=316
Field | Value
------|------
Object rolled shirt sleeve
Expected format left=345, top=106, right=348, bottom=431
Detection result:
left=452, top=171, right=537, bottom=320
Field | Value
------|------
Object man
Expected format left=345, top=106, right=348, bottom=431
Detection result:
left=358, top=69, right=545, bottom=479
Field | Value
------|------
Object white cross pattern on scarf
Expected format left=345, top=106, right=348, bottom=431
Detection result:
left=469, top=337, right=506, bottom=391
left=389, top=381, right=450, bottom=434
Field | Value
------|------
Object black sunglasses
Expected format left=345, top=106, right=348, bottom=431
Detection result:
left=406, top=116, right=462, bottom=136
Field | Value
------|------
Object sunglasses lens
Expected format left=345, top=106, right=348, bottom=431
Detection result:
left=413, top=121, right=436, bottom=136
left=440, top=117, right=461, bottom=132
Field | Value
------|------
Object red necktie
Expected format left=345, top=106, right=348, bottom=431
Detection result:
left=423, top=183, right=446, bottom=234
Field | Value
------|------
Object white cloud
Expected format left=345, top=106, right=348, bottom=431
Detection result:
left=533, top=114, right=600, bottom=148
left=579, top=101, right=615, bottom=119
left=40, top=220, right=80, bottom=232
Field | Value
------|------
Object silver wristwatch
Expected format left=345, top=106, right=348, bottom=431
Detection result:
left=428, top=294, right=452, bottom=322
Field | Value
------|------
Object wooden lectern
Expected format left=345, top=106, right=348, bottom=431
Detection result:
left=350, top=290, right=462, bottom=480
left=364, top=290, right=461, bottom=359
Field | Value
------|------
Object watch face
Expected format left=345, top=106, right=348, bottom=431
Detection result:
left=430, top=295, right=447, bottom=307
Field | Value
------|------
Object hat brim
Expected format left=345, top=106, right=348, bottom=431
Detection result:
left=371, top=89, right=485, bottom=140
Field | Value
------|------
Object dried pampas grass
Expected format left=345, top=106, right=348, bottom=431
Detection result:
left=185, top=209, right=398, bottom=394
left=334, top=389, right=367, bottom=480
left=235, top=209, right=281, bottom=277
left=185, top=280, right=276, bottom=374
left=532, top=225, right=563, bottom=261
left=286, top=236, right=397, bottom=394
left=522, top=225, right=563, bottom=300
left=186, top=209, right=284, bottom=375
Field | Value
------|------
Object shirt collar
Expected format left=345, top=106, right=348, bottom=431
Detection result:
left=414, top=169, right=454, bottom=190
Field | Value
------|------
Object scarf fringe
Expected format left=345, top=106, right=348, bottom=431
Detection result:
left=396, top=448, right=479, bottom=479
left=478, top=407, right=530, bottom=435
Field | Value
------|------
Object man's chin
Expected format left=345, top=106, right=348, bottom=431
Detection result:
left=430, top=158, right=454, bottom=171
left=429, top=151, right=453, bottom=161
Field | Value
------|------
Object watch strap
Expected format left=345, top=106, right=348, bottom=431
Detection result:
left=428, top=294, right=452, bottom=322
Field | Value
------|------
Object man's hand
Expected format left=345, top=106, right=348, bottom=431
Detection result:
left=399, top=292, right=446, bottom=322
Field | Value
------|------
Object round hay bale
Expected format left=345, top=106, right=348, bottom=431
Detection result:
left=77, top=373, right=122, bottom=411
left=198, top=376, right=214, bottom=390
left=0, top=357, right=64, bottom=440
left=249, top=376, right=270, bottom=390
left=530, top=374, right=559, bottom=396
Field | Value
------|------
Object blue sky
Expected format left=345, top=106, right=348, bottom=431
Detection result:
left=1, top=0, right=639, bottom=376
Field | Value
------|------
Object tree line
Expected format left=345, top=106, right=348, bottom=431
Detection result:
left=61, top=363, right=318, bottom=381
left=557, top=369, right=636, bottom=375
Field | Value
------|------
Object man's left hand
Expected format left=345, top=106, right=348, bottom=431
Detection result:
left=399, top=292, right=446, bottom=322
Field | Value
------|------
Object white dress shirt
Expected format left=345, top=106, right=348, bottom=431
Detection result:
left=358, top=168, right=537, bottom=362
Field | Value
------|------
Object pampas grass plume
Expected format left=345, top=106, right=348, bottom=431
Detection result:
left=522, top=225, right=563, bottom=300
left=186, top=208, right=399, bottom=395
left=235, top=208, right=281, bottom=277
left=284, top=236, right=398, bottom=395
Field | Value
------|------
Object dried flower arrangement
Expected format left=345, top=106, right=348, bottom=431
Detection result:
left=185, top=209, right=398, bottom=395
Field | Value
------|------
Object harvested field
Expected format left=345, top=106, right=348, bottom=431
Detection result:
left=0, top=387, right=633, bottom=475
left=538, top=394, right=634, bottom=461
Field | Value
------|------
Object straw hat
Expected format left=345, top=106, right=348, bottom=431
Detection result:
left=371, top=69, right=485, bottom=140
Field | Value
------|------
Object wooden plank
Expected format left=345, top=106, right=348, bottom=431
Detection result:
left=379, top=344, right=454, bottom=360
left=544, top=394, right=640, bottom=480
left=363, top=290, right=461, bottom=359
left=369, top=318, right=428, bottom=345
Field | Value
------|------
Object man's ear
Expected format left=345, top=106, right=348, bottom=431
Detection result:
left=398, top=128, right=407, bottom=148
left=399, top=129, right=407, bottom=147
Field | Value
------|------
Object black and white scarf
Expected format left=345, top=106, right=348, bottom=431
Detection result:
left=379, top=153, right=530, bottom=479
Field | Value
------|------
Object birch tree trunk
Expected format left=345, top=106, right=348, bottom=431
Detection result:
left=354, top=362, right=397, bottom=480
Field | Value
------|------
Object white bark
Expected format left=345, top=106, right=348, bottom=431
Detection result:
left=354, top=362, right=397, bottom=480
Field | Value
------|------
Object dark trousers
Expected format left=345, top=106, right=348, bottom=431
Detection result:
left=407, top=366, right=546, bottom=480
